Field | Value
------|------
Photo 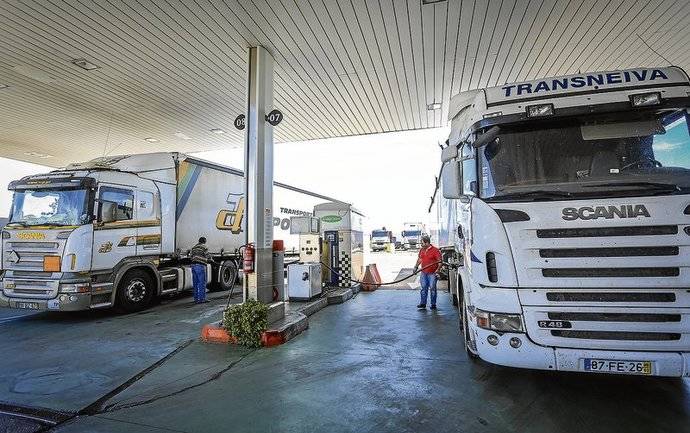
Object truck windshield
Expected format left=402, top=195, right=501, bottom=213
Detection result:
left=8, top=189, right=90, bottom=227
left=478, top=110, right=690, bottom=201
left=372, top=231, right=388, bottom=238
left=403, top=230, right=421, bottom=237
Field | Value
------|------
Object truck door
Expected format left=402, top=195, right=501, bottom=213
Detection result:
left=92, top=186, right=136, bottom=271
left=135, top=190, right=161, bottom=256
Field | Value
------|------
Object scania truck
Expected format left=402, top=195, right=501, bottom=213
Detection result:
left=0, top=152, right=342, bottom=312
left=439, top=66, right=690, bottom=377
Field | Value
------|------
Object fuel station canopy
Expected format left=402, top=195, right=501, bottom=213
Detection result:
left=0, top=0, right=689, bottom=166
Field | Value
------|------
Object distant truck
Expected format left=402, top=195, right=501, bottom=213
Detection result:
left=0, top=152, right=343, bottom=313
left=401, top=222, right=425, bottom=250
left=370, top=228, right=393, bottom=252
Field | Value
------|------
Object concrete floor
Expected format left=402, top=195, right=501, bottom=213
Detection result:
left=2, top=252, right=690, bottom=433
left=51, top=289, right=690, bottom=433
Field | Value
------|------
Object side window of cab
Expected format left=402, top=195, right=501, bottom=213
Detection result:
left=100, top=187, right=134, bottom=222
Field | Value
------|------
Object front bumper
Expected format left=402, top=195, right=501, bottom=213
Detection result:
left=472, top=325, right=690, bottom=377
left=0, top=291, right=92, bottom=311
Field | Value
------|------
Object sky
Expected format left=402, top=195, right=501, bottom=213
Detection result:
left=0, top=127, right=449, bottom=235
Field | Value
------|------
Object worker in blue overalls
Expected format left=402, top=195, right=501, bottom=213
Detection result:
left=190, top=237, right=214, bottom=304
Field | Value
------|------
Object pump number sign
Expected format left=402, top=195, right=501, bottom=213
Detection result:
left=266, top=109, right=283, bottom=126
left=234, top=114, right=246, bottom=130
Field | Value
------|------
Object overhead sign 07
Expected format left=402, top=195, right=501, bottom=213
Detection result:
left=265, top=109, right=283, bottom=126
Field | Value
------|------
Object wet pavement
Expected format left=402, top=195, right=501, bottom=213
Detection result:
left=2, top=252, right=689, bottom=433
left=49, top=289, right=690, bottom=433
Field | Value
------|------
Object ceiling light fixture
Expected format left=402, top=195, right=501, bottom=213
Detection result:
left=24, top=151, right=53, bottom=159
left=144, top=137, right=159, bottom=143
left=210, top=128, right=226, bottom=134
left=422, top=0, right=446, bottom=4
left=174, top=132, right=192, bottom=140
left=71, top=58, right=100, bottom=71
left=427, top=102, right=442, bottom=110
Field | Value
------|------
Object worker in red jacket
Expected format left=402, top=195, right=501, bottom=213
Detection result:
left=413, top=235, right=442, bottom=310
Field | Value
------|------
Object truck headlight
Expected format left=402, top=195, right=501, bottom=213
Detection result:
left=475, top=309, right=524, bottom=332
left=59, top=283, right=90, bottom=293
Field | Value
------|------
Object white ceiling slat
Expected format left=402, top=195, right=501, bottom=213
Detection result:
left=459, top=0, right=488, bottom=92
left=604, top=0, right=681, bottom=68
left=406, top=0, right=428, bottom=129
left=421, top=0, right=436, bottom=127
left=432, top=0, right=449, bottom=127
left=393, top=0, right=423, bottom=130
left=576, top=0, right=653, bottom=73
left=469, top=0, right=503, bottom=90
left=542, top=0, right=601, bottom=77
left=557, top=0, right=627, bottom=74
left=493, top=0, right=543, bottom=85
left=524, top=0, right=581, bottom=80
left=481, top=0, right=517, bottom=88
left=341, top=0, right=403, bottom=131
left=295, top=0, right=379, bottom=133
left=249, top=0, right=363, bottom=136
left=440, top=0, right=461, bottom=123
left=367, top=0, right=414, bottom=130
left=281, top=0, right=372, bottom=134
left=316, top=0, right=390, bottom=133
left=630, top=5, right=690, bottom=67
left=333, top=0, right=397, bottom=132
left=222, top=0, right=352, bottom=137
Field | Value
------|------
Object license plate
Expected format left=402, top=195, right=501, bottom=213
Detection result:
left=15, top=301, right=40, bottom=310
left=584, top=358, right=653, bottom=375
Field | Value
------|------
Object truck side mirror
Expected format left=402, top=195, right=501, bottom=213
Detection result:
left=98, top=201, right=118, bottom=224
left=442, top=161, right=463, bottom=199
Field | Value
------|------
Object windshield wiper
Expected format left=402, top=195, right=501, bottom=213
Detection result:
left=581, top=181, right=682, bottom=193
left=490, top=190, right=573, bottom=201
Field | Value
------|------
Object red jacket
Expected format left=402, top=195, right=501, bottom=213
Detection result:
left=418, top=245, right=442, bottom=274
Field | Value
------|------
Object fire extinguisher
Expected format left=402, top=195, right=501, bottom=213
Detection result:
left=243, top=243, right=255, bottom=274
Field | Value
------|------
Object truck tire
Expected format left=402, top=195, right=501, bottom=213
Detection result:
left=218, top=260, right=238, bottom=292
left=116, top=269, right=155, bottom=313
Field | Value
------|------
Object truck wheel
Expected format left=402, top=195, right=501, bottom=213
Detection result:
left=218, top=260, right=238, bottom=292
left=116, top=269, right=155, bottom=313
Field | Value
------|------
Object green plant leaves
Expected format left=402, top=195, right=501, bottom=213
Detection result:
left=223, top=299, right=268, bottom=348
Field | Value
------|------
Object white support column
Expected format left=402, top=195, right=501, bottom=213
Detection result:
left=244, top=46, right=275, bottom=305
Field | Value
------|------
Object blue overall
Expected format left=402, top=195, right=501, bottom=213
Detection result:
left=192, top=264, right=207, bottom=303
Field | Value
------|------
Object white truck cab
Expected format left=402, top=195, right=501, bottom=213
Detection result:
left=440, top=67, right=690, bottom=377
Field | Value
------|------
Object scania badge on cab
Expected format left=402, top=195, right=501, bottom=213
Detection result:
left=0, top=152, right=342, bottom=312
left=438, top=67, right=690, bottom=377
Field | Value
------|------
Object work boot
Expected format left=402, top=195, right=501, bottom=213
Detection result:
left=417, top=304, right=426, bottom=309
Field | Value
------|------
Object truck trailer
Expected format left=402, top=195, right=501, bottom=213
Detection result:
left=0, top=152, right=343, bottom=312
left=439, top=66, right=690, bottom=377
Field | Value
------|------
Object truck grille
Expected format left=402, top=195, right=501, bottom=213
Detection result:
left=539, top=246, right=678, bottom=258
left=545, top=292, right=676, bottom=302
left=551, top=330, right=681, bottom=341
left=536, top=225, right=677, bottom=238
left=523, top=305, right=690, bottom=351
left=542, top=267, right=679, bottom=278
